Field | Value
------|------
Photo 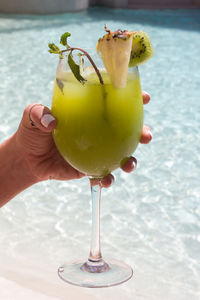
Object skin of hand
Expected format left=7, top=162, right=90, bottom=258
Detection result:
left=14, top=91, right=152, bottom=187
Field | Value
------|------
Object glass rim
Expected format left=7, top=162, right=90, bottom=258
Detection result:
left=58, top=51, right=139, bottom=70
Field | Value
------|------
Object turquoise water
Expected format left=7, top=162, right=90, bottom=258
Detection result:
left=0, top=7, right=200, bottom=300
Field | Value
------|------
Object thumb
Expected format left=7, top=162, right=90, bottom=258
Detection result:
left=23, top=103, right=57, bottom=132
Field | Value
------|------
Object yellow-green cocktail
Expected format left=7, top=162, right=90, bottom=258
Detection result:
left=51, top=68, right=143, bottom=177
left=49, top=27, right=153, bottom=288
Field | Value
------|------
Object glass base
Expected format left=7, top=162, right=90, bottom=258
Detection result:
left=58, top=258, right=133, bottom=288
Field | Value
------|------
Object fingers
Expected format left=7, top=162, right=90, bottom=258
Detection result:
left=142, top=91, right=150, bottom=104
left=94, top=91, right=151, bottom=188
left=89, top=174, right=114, bottom=188
left=121, top=156, right=137, bottom=173
left=140, top=125, right=152, bottom=144
left=91, top=155, right=138, bottom=189
left=100, top=174, right=114, bottom=188
left=23, top=103, right=57, bottom=132
left=141, top=91, right=152, bottom=143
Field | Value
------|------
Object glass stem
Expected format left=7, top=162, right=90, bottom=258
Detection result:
left=89, top=180, right=102, bottom=261
left=81, top=178, right=110, bottom=273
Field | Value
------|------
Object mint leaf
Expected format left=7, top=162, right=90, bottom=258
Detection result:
left=56, top=78, right=64, bottom=94
left=68, top=53, right=86, bottom=84
left=60, top=32, right=71, bottom=48
left=48, top=43, right=60, bottom=54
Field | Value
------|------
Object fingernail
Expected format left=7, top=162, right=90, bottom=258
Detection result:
left=109, top=175, right=115, bottom=185
left=131, top=157, right=137, bottom=170
left=41, top=114, right=55, bottom=128
left=144, top=91, right=150, bottom=97
left=148, top=130, right=152, bottom=139
left=100, top=174, right=114, bottom=188
left=132, top=160, right=137, bottom=169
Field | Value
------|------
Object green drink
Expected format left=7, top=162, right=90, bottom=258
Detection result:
left=52, top=67, right=143, bottom=177
left=49, top=27, right=153, bottom=288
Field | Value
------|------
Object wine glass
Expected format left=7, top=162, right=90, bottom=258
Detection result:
left=51, top=52, right=143, bottom=288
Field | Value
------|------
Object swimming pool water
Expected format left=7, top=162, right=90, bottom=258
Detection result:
left=0, top=7, right=200, bottom=300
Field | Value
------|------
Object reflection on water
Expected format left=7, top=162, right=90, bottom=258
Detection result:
left=0, top=7, right=200, bottom=300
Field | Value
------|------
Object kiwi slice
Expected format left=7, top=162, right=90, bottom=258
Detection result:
left=129, top=31, right=153, bottom=67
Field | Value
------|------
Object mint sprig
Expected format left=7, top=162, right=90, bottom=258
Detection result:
left=48, top=32, right=104, bottom=86
left=60, top=32, right=71, bottom=48
left=68, top=52, right=86, bottom=84
left=48, top=43, right=60, bottom=54
left=48, top=43, right=63, bottom=59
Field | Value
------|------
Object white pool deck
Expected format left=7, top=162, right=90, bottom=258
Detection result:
left=0, top=277, right=60, bottom=300
left=0, top=256, right=134, bottom=300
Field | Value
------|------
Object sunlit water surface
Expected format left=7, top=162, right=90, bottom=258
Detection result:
left=0, top=7, right=200, bottom=300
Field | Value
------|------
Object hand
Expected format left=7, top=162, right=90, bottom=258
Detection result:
left=14, top=91, right=152, bottom=188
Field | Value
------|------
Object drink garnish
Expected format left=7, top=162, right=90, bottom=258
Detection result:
left=49, top=28, right=153, bottom=90
left=49, top=32, right=104, bottom=86
left=129, top=31, right=154, bottom=67
left=96, top=26, right=134, bottom=88
left=96, top=26, right=153, bottom=88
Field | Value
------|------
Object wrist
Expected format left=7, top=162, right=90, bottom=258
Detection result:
left=0, top=134, right=40, bottom=206
left=13, top=132, right=41, bottom=182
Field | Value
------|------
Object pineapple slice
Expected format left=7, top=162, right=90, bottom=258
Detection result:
left=96, top=28, right=134, bottom=88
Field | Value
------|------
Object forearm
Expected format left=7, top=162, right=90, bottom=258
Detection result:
left=0, top=134, right=39, bottom=207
